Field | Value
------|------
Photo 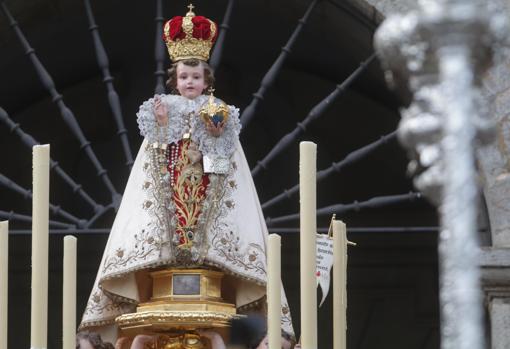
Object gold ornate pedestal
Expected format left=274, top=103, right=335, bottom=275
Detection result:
left=116, top=268, right=239, bottom=349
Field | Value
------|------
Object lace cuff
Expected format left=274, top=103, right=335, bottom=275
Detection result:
left=193, top=105, right=241, bottom=159
left=136, top=94, right=167, bottom=142
left=137, top=94, right=242, bottom=159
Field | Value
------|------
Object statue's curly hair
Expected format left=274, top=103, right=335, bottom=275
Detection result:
left=166, top=58, right=215, bottom=94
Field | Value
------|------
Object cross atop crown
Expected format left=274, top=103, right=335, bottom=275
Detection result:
left=187, top=4, right=195, bottom=15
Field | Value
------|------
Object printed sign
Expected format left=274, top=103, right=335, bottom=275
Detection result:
left=316, top=234, right=334, bottom=307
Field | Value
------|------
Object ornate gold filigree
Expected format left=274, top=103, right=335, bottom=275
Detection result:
left=163, top=6, right=217, bottom=62
left=116, top=310, right=241, bottom=331
left=199, top=92, right=229, bottom=127
left=149, top=333, right=205, bottom=349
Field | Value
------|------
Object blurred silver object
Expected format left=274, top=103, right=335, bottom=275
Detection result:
left=375, top=1, right=509, bottom=348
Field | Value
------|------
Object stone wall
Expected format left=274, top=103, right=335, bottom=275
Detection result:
left=479, top=55, right=510, bottom=247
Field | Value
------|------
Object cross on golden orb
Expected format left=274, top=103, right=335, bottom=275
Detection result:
left=208, top=87, right=215, bottom=95
left=187, top=4, right=195, bottom=13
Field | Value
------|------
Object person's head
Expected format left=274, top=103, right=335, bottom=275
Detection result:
left=166, top=58, right=215, bottom=99
left=76, top=331, right=114, bottom=349
left=252, top=331, right=294, bottom=349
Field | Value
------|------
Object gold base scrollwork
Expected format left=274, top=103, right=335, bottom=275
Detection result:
left=116, top=268, right=241, bottom=348
left=116, top=310, right=240, bottom=334
left=144, top=333, right=204, bottom=349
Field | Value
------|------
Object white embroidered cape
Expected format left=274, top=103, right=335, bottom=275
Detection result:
left=80, top=95, right=293, bottom=340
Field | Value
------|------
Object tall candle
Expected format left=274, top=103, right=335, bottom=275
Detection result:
left=63, top=236, right=77, bottom=349
left=31, top=145, right=50, bottom=349
left=0, top=221, right=8, bottom=349
left=333, top=220, right=347, bottom=349
left=267, top=234, right=282, bottom=349
left=299, top=141, right=317, bottom=349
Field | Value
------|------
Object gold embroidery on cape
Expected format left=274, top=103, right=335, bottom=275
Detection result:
left=102, top=151, right=168, bottom=276
left=281, top=303, right=293, bottom=329
left=209, top=164, right=266, bottom=277
left=82, top=289, right=131, bottom=317
left=172, top=140, right=208, bottom=250
left=212, top=230, right=266, bottom=275
left=102, top=228, right=161, bottom=274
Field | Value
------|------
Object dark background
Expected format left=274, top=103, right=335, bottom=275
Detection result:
left=0, top=0, right=440, bottom=348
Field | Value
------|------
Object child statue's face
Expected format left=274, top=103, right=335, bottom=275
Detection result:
left=176, top=61, right=208, bottom=99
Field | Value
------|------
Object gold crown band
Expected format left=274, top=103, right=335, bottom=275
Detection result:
left=164, top=5, right=217, bottom=62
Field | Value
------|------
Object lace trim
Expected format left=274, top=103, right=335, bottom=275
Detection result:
left=136, top=94, right=166, bottom=143
left=136, top=94, right=241, bottom=159
left=191, top=104, right=241, bottom=159
left=79, top=316, right=117, bottom=330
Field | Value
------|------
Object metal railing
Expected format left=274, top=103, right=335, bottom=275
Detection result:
left=262, top=130, right=397, bottom=210
left=1, top=2, right=121, bottom=207
left=84, top=0, right=134, bottom=170
left=0, top=107, right=103, bottom=213
left=240, top=0, right=320, bottom=128
left=250, top=53, right=377, bottom=177
left=266, top=192, right=422, bottom=226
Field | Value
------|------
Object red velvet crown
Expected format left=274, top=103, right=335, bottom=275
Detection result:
left=163, top=4, right=218, bottom=62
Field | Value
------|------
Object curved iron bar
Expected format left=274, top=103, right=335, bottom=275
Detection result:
left=10, top=228, right=110, bottom=235
left=84, top=203, right=115, bottom=228
left=1, top=3, right=121, bottom=207
left=265, top=191, right=422, bottom=226
left=251, top=53, right=377, bottom=177
left=268, top=226, right=439, bottom=234
left=325, top=0, right=377, bottom=32
left=84, top=0, right=134, bottom=169
left=209, top=0, right=236, bottom=72
left=0, top=173, right=86, bottom=227
left=0, top=210, right=76, bottom=229
left=261, top=130, right=397, bottom=210
left=0, top=107, right=103, bottom=213
left=240, top=0, right=320, bottom=128
left=154, top=0, right=166, bottom=94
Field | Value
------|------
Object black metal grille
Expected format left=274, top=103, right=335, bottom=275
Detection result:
left=0, top=0, right=433, bottom=236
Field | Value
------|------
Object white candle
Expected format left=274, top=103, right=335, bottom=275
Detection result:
left=333, top=220, right=347, bottom=349
left=299, top=141, right=317, bottom=349
left=63, top=235, right=77, bottom=349
left=0, top=221, right=8, bottom=349
left=31, top=145, right=50, bottom=349
left=267, top=234, right=282, bottom=349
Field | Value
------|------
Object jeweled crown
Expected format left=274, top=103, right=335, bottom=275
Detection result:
left=163, top=4, right=218, bottom=62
